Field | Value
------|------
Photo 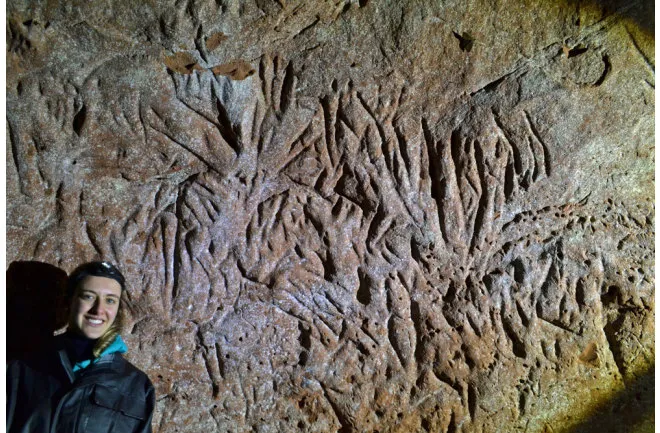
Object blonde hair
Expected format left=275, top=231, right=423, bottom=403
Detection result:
left=92, top=304, right=123, bottom=358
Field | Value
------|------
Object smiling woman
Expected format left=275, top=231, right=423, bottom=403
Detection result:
left=68, top=273, right=122, bottom=343
left=6, top=262, right=155, bottom=433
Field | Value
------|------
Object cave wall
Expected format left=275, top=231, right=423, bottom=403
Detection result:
left=6, top=0, right=655, bottom=432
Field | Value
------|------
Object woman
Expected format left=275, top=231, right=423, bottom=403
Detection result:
left=7, top=261, right=155, bottom=433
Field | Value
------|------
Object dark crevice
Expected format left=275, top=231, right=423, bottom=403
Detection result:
left=469, top=139, right=488, bottom=254
left=511, top=258, right=526, bottom=284
left=280, top=62, right=296, bottom=113
left=72, top=104, right=86, bottom=136
left=593, top=54, right=611, bottom=87
left=452, top=31, right=474, bottom=52
left=215, top=99, right=241, bottom=156
left=422, top=118, right=450, bottom=245
left=356, top=267, right=372, bottom=306
left=567, top=45, right=588, bottom=57
left=501, top=305, right=527, bottom=358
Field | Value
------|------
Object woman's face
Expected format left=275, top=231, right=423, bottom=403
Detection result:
left=68, top=276, right=122, bottom=339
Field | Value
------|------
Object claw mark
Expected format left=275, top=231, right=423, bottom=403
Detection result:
left=72, top=103, right=86, bottom=136
left=501, top=305, right=527, bottom=358
left=147, top=107, right=225, bottom=175
left=279, top=62, right=296, bottom=114
left=293, top=16, right=320, bottom=40
left=522, top=110, right=551, bottom=178
left=84, top=222, right=103, bottom=257
left=626, top=27, right=654, bottom=74
left=592, top=54, right=611, bottom=87
left=213, top=97, right=241, bottom=156
left=467, top=383, right=478, bottom=420
left=536, top=316, right=579, bottom=335
left=6, top=117, right=29, bottom=197
left=318, top=381, right=353, bottom=433
left=422, top=118, right=448, bottom=245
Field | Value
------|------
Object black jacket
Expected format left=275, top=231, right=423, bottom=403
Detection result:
left=7, top=337, right=155, bottom=433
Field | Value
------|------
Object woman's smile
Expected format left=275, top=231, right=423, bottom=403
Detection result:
left=85, top=317, right=104, bottom=326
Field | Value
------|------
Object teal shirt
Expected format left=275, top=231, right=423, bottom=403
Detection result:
left=71, top=335, right=128, bottom=372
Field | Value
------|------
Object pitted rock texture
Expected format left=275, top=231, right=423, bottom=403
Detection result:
left=6, top=1, right=654, bottom=432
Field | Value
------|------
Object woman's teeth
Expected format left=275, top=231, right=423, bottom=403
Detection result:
left=88, top=318, right=103, bottom=325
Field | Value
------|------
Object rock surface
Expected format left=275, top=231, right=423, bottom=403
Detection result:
left=6, top=0, right=654, bottom=432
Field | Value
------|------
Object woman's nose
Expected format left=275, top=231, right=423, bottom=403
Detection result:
left=88, top=299, right=102, bottom=314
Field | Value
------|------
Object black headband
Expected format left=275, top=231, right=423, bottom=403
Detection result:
left=66, top=261, right=126, bottom=298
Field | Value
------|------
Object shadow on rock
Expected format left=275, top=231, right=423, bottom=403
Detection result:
left=562, top=365, right=654, bottom=433
left=585, top=0, right=654, bottom=34
left=7, top=261, right=68, bottom=362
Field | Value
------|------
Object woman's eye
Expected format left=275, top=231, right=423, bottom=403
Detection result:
left=106, top=298, right=117, bottom=305
left=80, top=294, right=94, bottom=300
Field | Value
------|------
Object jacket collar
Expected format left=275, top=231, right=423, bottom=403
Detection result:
left=54, top=335, right=128, bottom=386
left=57, top=350, right=127, bottom=387
left=58, top=348, right=75, bottom=383
left=71, top=335, right=128, bottom=372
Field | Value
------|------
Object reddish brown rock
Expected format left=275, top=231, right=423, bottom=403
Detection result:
left=6, top=0, right=654, bottom=432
